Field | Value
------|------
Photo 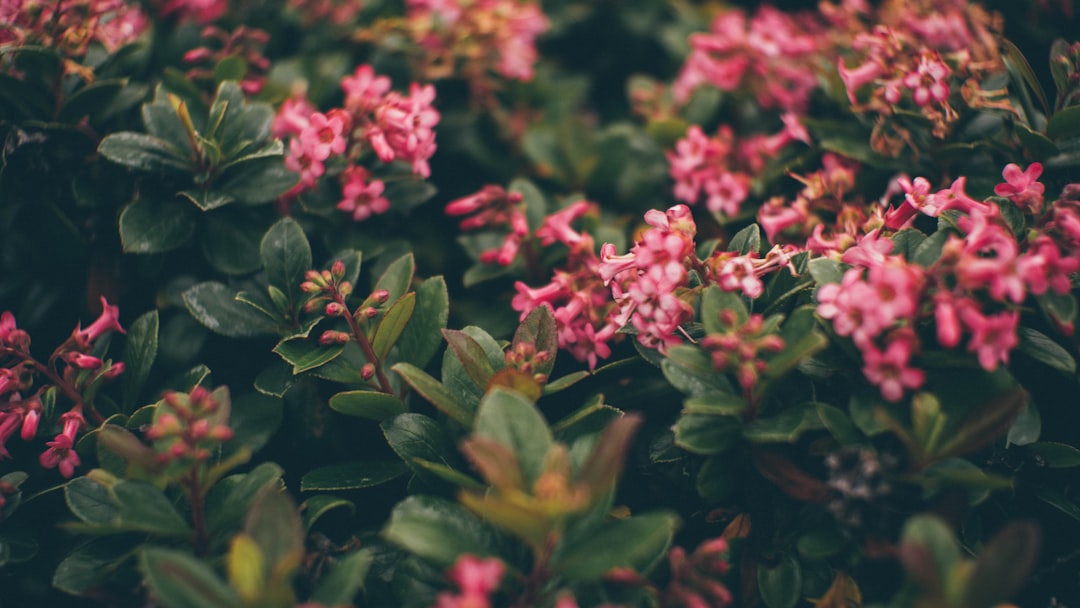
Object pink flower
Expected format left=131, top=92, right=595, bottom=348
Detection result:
left=78, top=296, right=125, bottom=344
left=63, top=352, right=104, bottom=370
left=337, top=167, right=389, bottom=222
left=861, top=332, right=925, bottom=402
left=369, top=83, right=440, bottom=178
left=994, top=162, right=1045, bottom=214
left=535, top=201, right=593, bottom=248
left=342, top=65, right=392, bottom=112
left=273, top=95, right=316, bottom=139
left=960, top=307, right=1019, bottom=371
left=299, top=111, right=349, bottom=162
left=40, top=435, right=81, bottom=478
left=435, top=555, right=505, bottom=608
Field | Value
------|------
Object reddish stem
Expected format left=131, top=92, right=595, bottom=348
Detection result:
left=0, top=346, right=105, bottom=425
left=334, top=293, right=394, bottom=395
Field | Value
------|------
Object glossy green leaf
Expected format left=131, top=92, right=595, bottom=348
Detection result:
left=808, top=258, right=845, bottom=285
left=122, top=310, right=158, bottom=412
left=140, top=548, right=240, bottom=608
left=443, top=328, right=496, bottom=390
left=742, top=403, right=825, bottom=443
left=300, top=461, right=408, bottom=491
left=1006, top=402, right=1041, bottom=447
left=392, top=362, right=473, bottom=425
left=474, top=387, right=552, bottom=484
left=441, top=326, right=505, bottom=405
left=374, top=253, right=415, bottom=305
left=201, top=212, right=266, bottom=275
left=757, top=554, right=802, bottom=608
left=552, top=394, right=623, bottom=443
left=112, top=480, right=191, bottom=536
left=273, top=337, right=346, bottom=374
left=65, top=477, right=119, bottom=525
left=260, top=218, right=312, bottom=307
left=674, top=412, right=742, bottom=455
left=1017, top=327, right=1077, bottom=374
left=119, top=196, right=197, bottom=254
left=696, top=455, right=738, bottom=503
left=311, top=549, right=373, bottom=606
left=512, top=304, right=559, bottom=378
left=382, top=413, right=460, bottom=476
left=700, top=286, right=748, bottom=333
left=662, top=347, right=735, bottom=397
left=99, top=132, right=191, bottom=172
left=179, top=189, right=234, bottom=211
left=254, top=361, right=297, bottom=398
left=1028, top=442, right=1080, bottom=468
left=228, top=393, right=284, bottom=455
left=816, top=403, right=862, bottom=444
left=183, top=282, right=279, bottom=338
left=1047, top=105, right=1080, bottom=140
left=383, top=495, right=503, bottom=566
left=218, top=157, right=298, bottom=204
left=300, top=495, right=356, bottom=532
left=729, top=223, right=761, bottom=255
left=330, top=390, right=406, bottom=421
left=373, top=293, right=416, bottom=361
left=555, top=512, right=679, bottom=580
left=52, top=539, right=132, bottom=596
left=397, top=276, right=449, bottom=369
left=764, top=306, right=828, bottom=379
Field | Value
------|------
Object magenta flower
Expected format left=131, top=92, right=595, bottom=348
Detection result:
left=861, top=332, right=924, bottom=402
left=960, top=307, right=1019, bottom=371
left=77, top=296, right=125, bottom=345
left=994, top=162, right=1045, bottom=214
left=342, top=65, right=392, bottom=113
left=337, top=167, right=389, bottom=222
left=299, top=111, right=348, bottom=162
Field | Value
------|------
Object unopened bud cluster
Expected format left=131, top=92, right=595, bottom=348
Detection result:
left=1, top=298, right=125, bottom=478
left=664, top=537, right=733, bottom=608
left=146, top=387, right=233, bottom=465
left=504, top=342, right=551, bottom=384
left=700, top=311, right=785, bottom=391
left=301, top=260, right=393, bottom=347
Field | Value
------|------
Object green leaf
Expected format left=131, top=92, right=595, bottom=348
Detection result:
left=797, top=523, right=847, bottom=559
left=311, top=549, right=373, bottom=606
left=201, top=212, right=266, bottom=275
left=383, top=495, right=503, bottom=566
left=474, top=387, right=552, bottom=484
left=122, top=311, right=158, bottom=412
left=119, top=196, right=197, bottom=254
left=99, top=132, right=191, bottom=172
left=899, top=515, right=959, bottom=589
left=764, top=306, right=828, bottom=379
left=179, top=189, right=235, bottom=212
left=662, top=346, right=735, bottom=397
left=254, top=361, right=296, bottom=397
left=382, top=413, right=461, bottom=476
left=673, top=412, right=742, bottom=455
left=441, top=326, right=505, bottom=405
left=217, top=157, right=298, bottom=204
left=512, top=305, right=559, bottom=379
left=742, top=403, right=825, bottom=443
left=273, top=337, right=346, bottom=374
left=1006, top=402, right=1041, bottom=447
left=808, top=258, right=845, bottom=285
left=1037, top=290, right=1078, bottom=328
left=245, top=486, right=303, bottom=574
left=1015, top=123, right=1060, bottom=159
left=543, top=371, right=590, bottom=395
left=1017, top=327, right=1077, bottom=374
left=1047, top=105, right=1080, bottom=141
left=301, top=494, right=355, bottom=532
left=260, top=218, right=312, bottom=307
left=729, top=224, right=761, bottom=255
left=1028, top=442, right=1080, bottom=468
left=112, top=480, right=191, bottom=536
left=300, top=461, right=409, bottom=491
left=330, top=390, right=406, bottom=421
left=696, top=455, right=738, bottom=503
left=183, top=282, right=279, bottom=337
left=816, top=403, right=862, bottom=444
left=374, top=253, right=415, bottom=305
left=965, top=521, right=1041, bottom=608
left=65, top=477, right=119, bottom=525
left=373, top=293, right=417, bottom=361
left=52, top=539, right=132, bottom=596
left=1001, top=38, right=1051, bottom=118
left=443, top=328, right=496, bottom=389
left=59, top=78, right=126, bottom=124
left=228, top=393, right=284, bottom=455
left=393, top=362, right=473, bottom=424
left=140, top=548, right=240, bottom=608
left=552, top=394, right=623, bottom=443
left=206, top=462, right=284, bottom=538
left=555, top=512, right=679, bottom=580
left=142, top=96, right=193, bottom=155
left=397, top=276, right=449, bottom=369
left=757, top=554, right=802, bottom=608
left=701, top=286, right=748, bottom=334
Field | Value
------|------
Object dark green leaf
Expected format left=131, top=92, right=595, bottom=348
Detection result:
left=1001, top=38, right=1051, bottom=118
left=65, top=477, right=119, bottom=525
left=373, top=293, right=416, bottom=361
left=254, top=361, right=297, bottom=398
left=201, top=213, right=266, bottom=275
left=228, top=393, right=283, bottom=455
left=728, top=224, right=761, bottom=255
left=543, top=371, right=590, bottom=395
left=330, top=390, right=406, bottom=421
left=183, top=282, right=279, bottom=337
left=397, top=277, right=449, bottom=369
left=808, top=258, right=845, bottom=285
left=179, top=189, right=234, bottom=212
left=1028, top=442, right=1080, bottom=468
left=311, top=549, right=373, bottom=605
left=59, top=79, right=126, bottom=124
left=52, top=539, right=132, bottom=596
left=797, top=523, right=847, bottom=559
left=816, top=403, right=862, bottom=444
left=218, top=157, right=298, bottom=204
left=443, top=328, right=496, bottom=390
left=765, top=306, right=828, bottom=379
left=696, top=455, right=738, bottom=502
left=1037, top=290, right=1078, bottom=328
left=1007, top=402, right=1041, bottom=447
left=373, top=253, right=415, bottom=305
left=913, top=230, right=951, bottom=268
left=122, top=311, right=158, bottom=412
left=301, top=495, right=356, bottom=532
left=742, top=403, right=825, bottom=443
left=260, top=218, right=312, bottom=307
left=1015, top=123, right=1060, bottom=159
left=300, top=461, right=408, bottom=491
left=383, top=495, right=503, bottom=565
left=112, top=480, right=191, bottom=536
left=99, top=132, right=191, bottom=172
left=441, top=326, right=505, bottom=406
left=1047, top=105, right=1080, bottom=141
left=1017, top=327, right=1076, bottom=374
left=382, top=413, right=460, bottom=476
left=206, top=462, right=284, bottom=537
left=674, top=412, right=742, bottom=455
left=474, top=387, right=552, bottom=484
left=700, top=286, right=748, bottom=333
left=552, top=394, right=623, bottom=443
left=555, top=512, right=679, bottom=580
left=142, top=96, right=193, bottom=155
left=392, top=362, right=473, bottom=425
left=140, top=548, right=240, bottom=608
left=512, top=305, right=559, bottom=378
left=899, top=515, right=959, bottom=589
left=757, top=554, right=802, bottom=608
left=119, top=196, right=197, bottom=254
left=273, top=337, right=345, bottom=374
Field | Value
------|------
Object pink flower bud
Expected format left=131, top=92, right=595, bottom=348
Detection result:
left=102, top=362, right=125, bottom=379
left=20, top=406, right=40, bottom=441
left=361, top=306, right=379, bottom=319
left=331, top=260, right=346, bottom=281
left=301, top=281, right=323, bottom=294
left=325, top=302, right=347, bottom=317
left=361, top=363, right=376, bottom=380
left=370, top=289, right=390, bottom=304
left=64, top=352, right=103, bottom=370
left=209, top=425, right=234, bottom=441
left=79, top=296, right=125, bottom=344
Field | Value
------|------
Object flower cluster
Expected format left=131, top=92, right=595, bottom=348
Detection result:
left=435, top=555, right=505, bottom=608
left=663, top=537, right=733, bottom=608
left=504, top=342, right=551, bottom=385
left=0, top=298, right=125, bottom=477
left=672, top=5, right=825, bottom=112
left=445, top=185, right=529, bottom=265
left=700, top=310, right=785, bottom=393
left=156, top=0, right=227, bottom=24
left=0, top=0, right=147, bottom=62
left=275, top=64, right=439, bottom=220
left=403, top=0, right=549, bottom=86
left=668, top=116, right=809, bottom=219
left=146, top=387, right=233, bottom=466
left=511, top=202, right=622, bottom=370
left=183, top=26, right=270, bottom=94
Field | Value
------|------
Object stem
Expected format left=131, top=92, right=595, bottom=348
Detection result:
left=335, top=294, right=394, bottom=395
left=512, top=535, right=557, bottom=608
left=0, top=346, right=104, bottom=424
left=184, top=467, right=209, bottom=556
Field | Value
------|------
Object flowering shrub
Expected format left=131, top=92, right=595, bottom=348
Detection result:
left=2, top=0, right=1080, bottom=606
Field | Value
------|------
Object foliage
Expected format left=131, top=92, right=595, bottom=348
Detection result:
left=2, top=0, right=1080, bottom=606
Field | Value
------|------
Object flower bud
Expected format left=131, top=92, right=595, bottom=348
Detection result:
left=325, top=302, right=347, bottom=317
left=64, top=352, right=103, bottom=370
left=331, top=260, right=346, bottom=281
left=300, top=281, right=323, bottom=294
left=361, top=363, right=376, bottom=380
left=370, top=289, right=390, bottom=304
left=361, top=306, right=379, bottom=319
left=102, top=362, right=125, bottom=379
